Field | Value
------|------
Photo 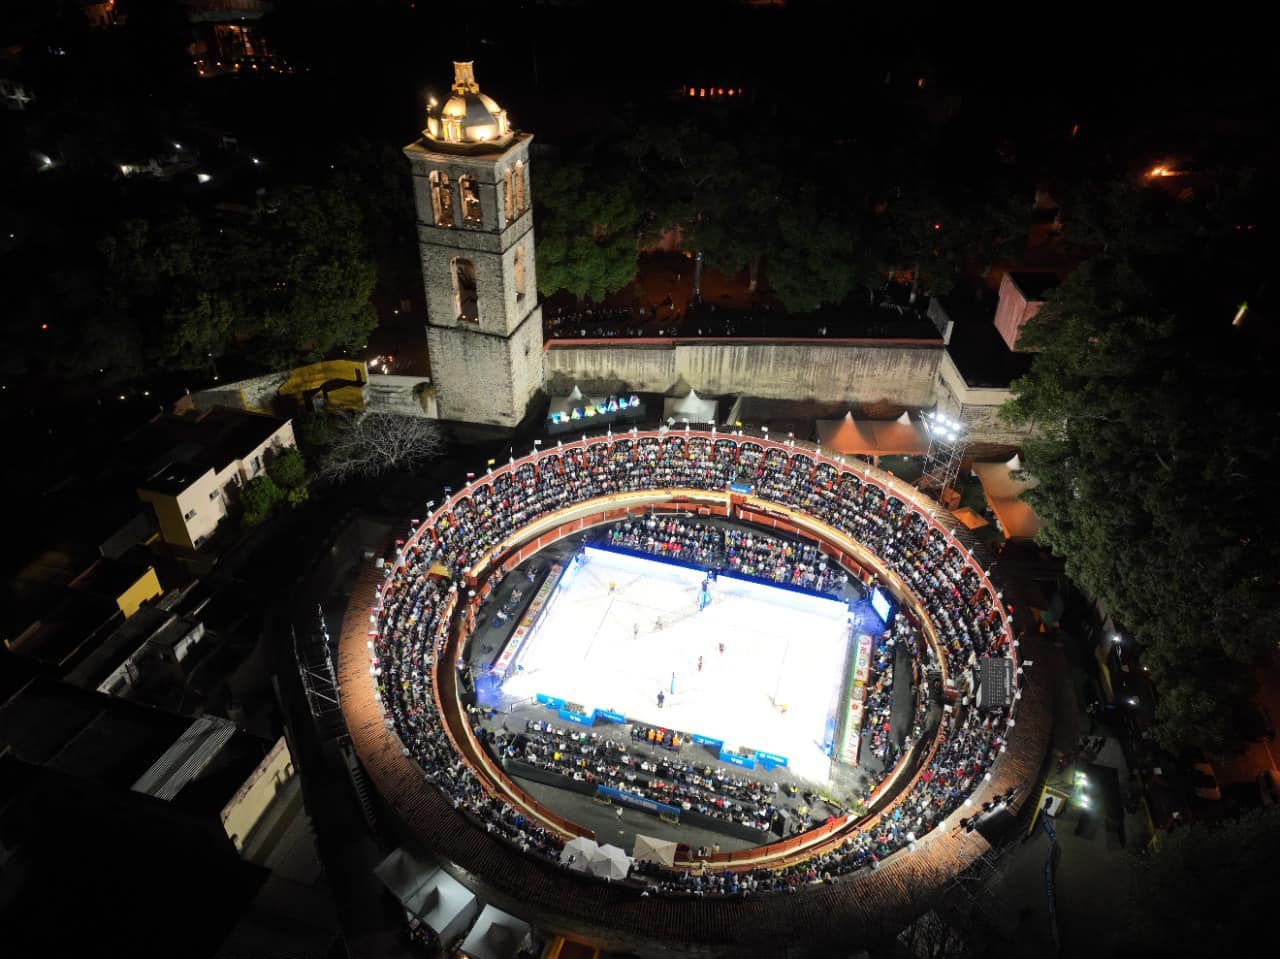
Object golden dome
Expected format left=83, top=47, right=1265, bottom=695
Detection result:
left=424, top=62, right=513, bottom=149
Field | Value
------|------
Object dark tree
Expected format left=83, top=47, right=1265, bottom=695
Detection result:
left=1003, top=251, right=1280, bottom=752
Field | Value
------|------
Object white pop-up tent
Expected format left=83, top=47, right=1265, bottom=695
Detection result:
left=458, top=905, right=532, bottom=959
left=585, top=842, right=632, bottom=880
left=663, top=388, right=717, bottom=425
left=632, top=834, right=679, bottom=867
left=560, top=835, right=599, bottom=873
left=374, top=848, right=480, bottom=942
left=548, top=384, right=586, bottom=419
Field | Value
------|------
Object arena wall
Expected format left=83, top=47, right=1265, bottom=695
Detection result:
left=545, top=338, right=944, bottom=407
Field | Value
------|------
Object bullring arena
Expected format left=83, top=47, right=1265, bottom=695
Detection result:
left=337, top=429, right=1050, bottom=955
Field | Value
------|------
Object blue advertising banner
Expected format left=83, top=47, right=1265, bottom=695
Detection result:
left=719, top=749, right=757, bottom=770
left=536, top=693, right=565, bottom=710
left=596, top=709, right=626, bottom=724
left=692, top=733, right=725, bottom=749
left=557, top=708, right=595, bottom=726
left=596, top=785, right=679, bottom=819
left=754, top=750, right=789, bottom=769
left=729, top=482, right=753, bottom=494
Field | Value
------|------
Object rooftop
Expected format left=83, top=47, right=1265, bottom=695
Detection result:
left=68, top=555, right=156, bottom=599
left=1006, top=271, right=1061, bottom=302
left=939, top=286, right=1034, bottom=389
left=129, top=407, right=290, bottom=489
left=0, top=677, right=266, bottom=817
left=141, top=460, right=212, bottom=496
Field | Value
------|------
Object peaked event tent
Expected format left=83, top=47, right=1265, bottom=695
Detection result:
left=632, top=834, right=679, bottom=867
left=548, top=384, right=586, bottom=419
left=374, top=848, right=480, bottom=940
left=972, top=454, right=1041, bottom=539
left=663, top=388, right=717, bottom=424
left=560, top=835, right=598, bottom=873
left=585, top=843, right=632, bottom=880
left=458, top=905, right=532, bottom=959
left=815, top=411, right=930, bottom=457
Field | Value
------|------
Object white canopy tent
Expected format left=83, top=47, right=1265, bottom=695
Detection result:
left=663, top=388, right=717, bottom=425
left=632, top=834, right=678, bottom=867
left=560, top=835, right=599, bottom=873
left=547, top=384, right=586, bottom=420
left=374, top=849, right=480, bottom=942
left=458, top=905, right=533, bottom=959
left=585, top=843, right=632, bottom=880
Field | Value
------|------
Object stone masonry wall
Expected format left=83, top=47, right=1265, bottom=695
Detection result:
left=545, top=339, right=944, bottom=408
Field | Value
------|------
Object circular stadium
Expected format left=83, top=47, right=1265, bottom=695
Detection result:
left=338, top=430, right=1050, bottom=955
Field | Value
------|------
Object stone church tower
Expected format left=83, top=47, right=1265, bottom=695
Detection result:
left=404, top=62, right=543, bottom=427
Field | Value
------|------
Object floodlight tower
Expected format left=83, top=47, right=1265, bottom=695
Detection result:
left=921, top=410, right=970, bottom=507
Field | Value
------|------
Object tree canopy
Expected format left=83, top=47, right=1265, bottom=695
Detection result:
left=534, top=160, right=642, bottom=303
left=5, top=186, right=378, bottom=386
left=1003, top=180, right=1280, bottom=752
left=1116, top=806, right=1280, bottom=956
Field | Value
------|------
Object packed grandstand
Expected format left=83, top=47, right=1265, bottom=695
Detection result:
left=364, top=431, right=1019, bottom=897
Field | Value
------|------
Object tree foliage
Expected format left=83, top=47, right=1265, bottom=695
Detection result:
left=240, top=474, right=284, bottom=526
left=534, top=161, right=641, bottom=303
left=1118, top=806, right=1280, bottom=956
left=266, top=446, right=307, bottom=490
left=1003, top=188, right=1280, bottom=751
left=7, top=187, right=378, bottom=385
left=317, top=411, right=445, bottom=482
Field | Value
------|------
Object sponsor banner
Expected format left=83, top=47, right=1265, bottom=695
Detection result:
left=597, top=785, right=680, bottom=819
left=492, top=564, right=562, bottom=678
left=839, top=698, right=864, bottom=764
left=719, top=749, right=757, bottom=770
left=557, top=708, right=595, bottom=726
left=729, top=482, right=754, bottom=494
left=853, top=633, right=873, bottom=685
left=536, top=693, right=565, bottom=710
left=596, top=709, right=626, bottom=724
left=692, top=733, right=724, bottom=749
left=754, top=750, right=789, bottom=769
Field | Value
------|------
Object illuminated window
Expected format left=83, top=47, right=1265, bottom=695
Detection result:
left=452, top=257, right=479, bottom=322
left=514, top=245, right=526, bottom=302
left=459, top=175, right=482, bottom=225
left=503, top=168, right=514, bottom=223
left=429, top=170, right=454, bottom=227
left=512, top=161, right=526, bottom=216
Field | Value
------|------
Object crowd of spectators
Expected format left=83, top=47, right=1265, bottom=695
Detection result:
left=368, top=432, right=1015, bottom=896
left=604, top=515, right=847, bottom=594
left=491, top=720, right=779, bottom=834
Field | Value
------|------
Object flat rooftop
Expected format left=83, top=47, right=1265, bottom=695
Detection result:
left=939, top=286, right=1034, bottom=389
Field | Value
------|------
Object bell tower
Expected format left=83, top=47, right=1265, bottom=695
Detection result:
left=404, top=61, right=543, bottom=427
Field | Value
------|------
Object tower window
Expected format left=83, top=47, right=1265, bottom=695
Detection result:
left=429, top=171, right=453, bottom=228
left=502, top=168, right=515, bottom=224
left=512, top=161, right=526, bottom=216
left=460, top=175, right=482, bottom=225
left=513, top=244, right=526, bottom=302
left=452, top=257, right=479, bottom=322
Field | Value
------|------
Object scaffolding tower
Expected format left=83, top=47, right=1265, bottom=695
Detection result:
left=294, top=604, right=346, bottom=740
left=920, top=411, right=970, bottom=507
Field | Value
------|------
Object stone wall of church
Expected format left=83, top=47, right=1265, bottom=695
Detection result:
left=545, top=339, right=944, bottom=408
left=428, top=312, right=542, bottom=427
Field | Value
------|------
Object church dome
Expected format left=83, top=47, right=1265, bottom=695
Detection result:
left=424, top=62, right=514, bottom=149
